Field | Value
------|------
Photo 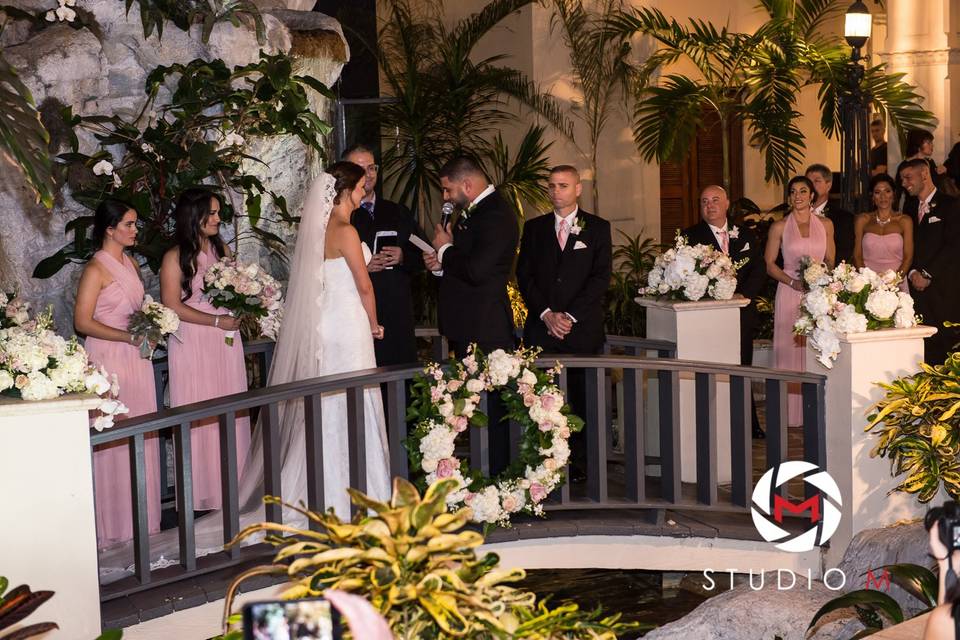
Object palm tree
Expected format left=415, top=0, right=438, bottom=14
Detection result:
left=550, top=0, right=632, bottom=215
left=611, top=0, right=935, bottom=191
left=378, top=0, right=573, bottom=225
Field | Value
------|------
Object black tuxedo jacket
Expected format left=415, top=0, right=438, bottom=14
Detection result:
left=904, top=189, right=960, bottom=362
left=438, top=190, right=519, bottom=347
left=350, top=198, right=425, bottom=366
left=682, top=220, right=766, bottom=365
left=516, top=210, right=612, bottom=354
left=821, top=202, right=855, bottom=265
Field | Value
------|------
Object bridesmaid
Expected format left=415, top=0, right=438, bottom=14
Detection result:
left=854, top=174, right=913, bottom=292
left=160, top=188, right=250, bottom=511
left=74, top=199, right=161, bottom=548
left=764, top=176, right=836, bottom=426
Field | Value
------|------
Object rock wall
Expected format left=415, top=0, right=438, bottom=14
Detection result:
left=0, top=0, right=347, bottom=333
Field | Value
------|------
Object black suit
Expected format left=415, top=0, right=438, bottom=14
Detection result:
left=682, top=221, right=766, bottom=366
left=821, top=202, right=855, bottom=265
left=438, top=189, right=519, bottom=355
left=516, top=210, right=612, bottom=355
left=904, top=190, right=960, bottom=364
left=351, top=198, right=425, bottom=366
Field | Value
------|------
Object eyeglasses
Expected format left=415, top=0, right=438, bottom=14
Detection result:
left=364, top=164, right=379, bottom=175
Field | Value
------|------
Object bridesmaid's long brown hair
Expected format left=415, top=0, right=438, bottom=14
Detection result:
left=173, top=188, right=227, bottom=302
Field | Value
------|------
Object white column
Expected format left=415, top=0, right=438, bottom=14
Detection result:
left=638, top=297, right=750, bottom=483
left=0, top=394, right=103, bottom=639
left=805, top=327, right=939, bottom=566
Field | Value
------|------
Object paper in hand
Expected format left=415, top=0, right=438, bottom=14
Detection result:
left=408, top=233, right=435, bottom=254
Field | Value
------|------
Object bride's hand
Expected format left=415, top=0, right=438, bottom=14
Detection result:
left=371, top=325, right=385, bottom=340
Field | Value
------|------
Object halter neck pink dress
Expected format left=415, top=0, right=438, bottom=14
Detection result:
left=774, top=213, right=827, bottom=425
left=85, top=250, right=161, bottom=548
left=862, top=231, right=909, bottom=292
left=166, top=246, right=250, bottom=510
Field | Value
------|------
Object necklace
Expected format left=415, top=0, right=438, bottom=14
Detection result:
left=875, top=213, right=894, bottom=226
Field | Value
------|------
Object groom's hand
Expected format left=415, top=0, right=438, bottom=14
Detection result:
left=424, top=252, right=441, bottom=272
left=432, top=223, right=453, bottom=251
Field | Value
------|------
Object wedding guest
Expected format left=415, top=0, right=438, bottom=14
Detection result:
left=516, top=165, right=612, bottom=478
left=765, top=176, right=835, bottom=426
left=346, top=144, right=424, bottom=366
left=922, top=501, right=960, bottom=640
left=900, top=158, right=960, bottom=364
left=683, top=185, right=766, bottom=438
left=896, top=129, right=945, bottom=208
left=424, top=155, right=519, bottom=475
left=160, top=188, right=250, bottom=511
left=869, top=118, right=888, bottom=177
left=806, top=164, right=854, bottom=264
left=853, top=174, right=912, bottom=291
left=74, top=199, right=161, bottom=548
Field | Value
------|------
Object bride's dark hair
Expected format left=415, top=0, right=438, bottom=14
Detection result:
left=326, top=161, right=365, bottom=205
left=173, top=188, right=227, bottom=302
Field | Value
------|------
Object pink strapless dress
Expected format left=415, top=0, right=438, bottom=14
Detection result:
left=165, top=246, right=251, bottom=510
left=862, top=232, right=909, bottom=292
left=85, top=250, right=162, bottom=548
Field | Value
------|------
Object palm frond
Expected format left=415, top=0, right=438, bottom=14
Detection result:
left=0, top=51, right=55, bottom=208
left=450, top=0, right=536, bottom=58
left=633, top=74, right=711, bottom=164
left=864, top=65, right=938, bottom=147
left=488, top=124, right=553, bottom=223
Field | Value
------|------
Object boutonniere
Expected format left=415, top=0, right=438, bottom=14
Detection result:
left=570, top=215, right=585, bottom=236
left=461, top=203, right=476, bottom=222
left=728, top=225, right=740, bottom=240
left=930, top=201, right=938, bottom=209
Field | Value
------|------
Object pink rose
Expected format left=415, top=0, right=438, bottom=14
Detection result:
left=517, top=383, right=531, bottom=395
left=523, top=393, right=536, bottom=407
left=432, top=369, right=444, bottom=381
left=452, top=415, right=468, bottom=432
left=539, top=421, right=554, bottom=432
left=431, top=387, right=443, bottom=402
left=447, top=380, right=463, bottom=392
left=529, top=482, right=547, bottom=503
left=502, top=494, right=519, bottom=512
left=558, top=425, right=570, bottom=439
left=464, top=492, right=476, bottom=504
left=541, top=394, right=558, bottom=412
left=436, top=457, right=457, bottom=479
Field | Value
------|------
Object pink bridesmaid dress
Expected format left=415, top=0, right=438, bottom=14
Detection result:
left=167, top=246, right=251, bottom=510
left=774, top=213, right=827, bottom=425
left=85, top=250, right=161, bottom=548
left=862, top=232, right=909, bottom=292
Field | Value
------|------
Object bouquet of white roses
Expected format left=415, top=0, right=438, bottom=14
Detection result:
left=127, top=295, right=180, bottom=359
left=639, top=232, right=744, bottom=301
left=0, top=308, right=127, bottom=429
left=794, top=261, right=917, bottom=368
left=0, top=292, right=30, bottom=329
left=202, top=257, right=283, bottom=346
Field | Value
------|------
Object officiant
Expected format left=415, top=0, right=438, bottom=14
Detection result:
left=346, top=144, right=425, bottom=366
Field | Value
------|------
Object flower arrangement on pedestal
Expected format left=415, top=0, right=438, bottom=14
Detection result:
left=406, top=346, right=583, bottom=526
left=638, top=233, right=743, bottom=301
left=202, top=257, right=283, bottom=345
left=794, top=260, right=917, bottom=368
left=0, top=308, right=126, bottom=429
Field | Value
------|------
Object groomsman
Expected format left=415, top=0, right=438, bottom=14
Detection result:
left=425, top=155, right=519, bottom=475
left=806, top=164, right=855, bottom=264
left=683, top=185, right=766, bottom=438
left=516, top=165, right=612, bottom=355
left=516, top=166, right=611, bottom=482
left=901, top=158, right=960, bottom=364
left=346, top=144, right=424, bottom=366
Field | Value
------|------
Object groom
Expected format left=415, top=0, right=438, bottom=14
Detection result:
left=424, top=155, right=519, bottom=475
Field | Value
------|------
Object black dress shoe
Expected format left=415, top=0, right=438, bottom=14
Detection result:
left=752, top=426, right=766, bottom=439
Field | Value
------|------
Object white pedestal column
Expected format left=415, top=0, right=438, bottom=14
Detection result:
left=804, top=327, right=938, bottom=566
left=0, top=394, right=103, bottom=639
left=638, top=297, right=750, bottom=483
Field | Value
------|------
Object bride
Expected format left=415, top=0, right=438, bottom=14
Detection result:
left=246, top=162, right=393, bottom=517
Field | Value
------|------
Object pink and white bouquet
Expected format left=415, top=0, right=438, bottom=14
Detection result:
left=202, top=257, right=283, bottom=346
left=0, top=308, right=127, bottom=429
left=0, top=292, right=30, bottom=329
left=639, top=233, right=743, bottom=301
left=794, top=261, right=917, bottom=368
left=127, top=295, right=180, bottom=359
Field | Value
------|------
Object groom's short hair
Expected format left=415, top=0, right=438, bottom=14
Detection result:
left=550, top=165, right=580, bottom=182
left=439, top=156, right=487, bottom=183
left=903, top=157, right=932, bottom=174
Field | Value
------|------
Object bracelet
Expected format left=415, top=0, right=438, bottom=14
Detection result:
left=129, top=334, right=136, bottom=344
left=214, top=315, right=220, bottom=328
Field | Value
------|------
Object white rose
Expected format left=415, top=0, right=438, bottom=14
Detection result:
left=466, top=378, right=484, bottom=393
left=0, top=370, right=13, bottom=391
left=844, top=273, right=869, bottom=294
left=520, top=368, right=537, bottom=387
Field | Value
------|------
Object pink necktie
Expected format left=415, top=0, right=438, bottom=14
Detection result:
left=557, top=219, right=569, bottom=250
left=718, top=229, right=729, bottom=254
left=918, top=200, right=930, bottom=223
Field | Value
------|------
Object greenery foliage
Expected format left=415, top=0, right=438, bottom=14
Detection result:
left=0, top=575, right=122, bottom=639
left=219, top=478, right=637, bottom=639
left=377, top=0, right=573, bottom=225
left=605, top=231, right=658, bottom=337
left=806, top=563, right=937, bottom=638
left=126, top=0, right=265, bottom=44
left=34, top=51, right=333, bottom=278
left=866, top=355, right=960, bottom=503
left=611, top=0, right=935, bottom=190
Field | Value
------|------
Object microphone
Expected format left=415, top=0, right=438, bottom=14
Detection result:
left=440, top=202, right=455, bottom=229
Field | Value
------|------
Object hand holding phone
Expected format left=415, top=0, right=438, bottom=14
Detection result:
left=243, top=598, right=342, bottom=640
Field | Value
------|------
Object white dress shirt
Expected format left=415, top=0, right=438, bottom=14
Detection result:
left=812, top=200, right=828, bottom=217
left=540, top=207, right=580, bottom=323
left=708, top=221, right=730, bottom=252
left=908, top=188, right=938, bottom=281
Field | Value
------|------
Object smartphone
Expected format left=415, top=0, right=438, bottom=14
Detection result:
left=242, top=598, right=342, bottom=640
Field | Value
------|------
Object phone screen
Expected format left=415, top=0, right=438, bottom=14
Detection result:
left=243, top=598, right=342, bottom=640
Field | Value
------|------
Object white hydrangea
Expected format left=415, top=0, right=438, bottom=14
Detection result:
left=865, top=289, right=899, bottom=320
left=682, top=273, right=710, bottom=301
left=708, top=276, right=737, bottom=300
left=467, top=486, right=502, bottom=524
left=834, top=305, right=868, bottom=335
left=21, top=371, right=58, bottom=401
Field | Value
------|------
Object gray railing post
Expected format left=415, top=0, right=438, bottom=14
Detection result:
left=387, top=380, right=409, bottom=480
left=622, top=365, right=644, bottom=503
left=730, top=375, right=752, bottom=508
left=658, top=369, right=681, bottom=503
left=346, top=386, right=367, bottom=517
left=303, top=394, right=325, bottom=528
left=695, top=372, right=718, bottom=505
left=129, top=433, right=150, bottom=583
left=470, top=392, right=491, bottom=476
left=585, top=367, right=607, bottom=503
left=262, top=403, right=282, bottom=523
left=173, top=422, right=196, bottom=571
left=218, top=412, right=240, bottom=555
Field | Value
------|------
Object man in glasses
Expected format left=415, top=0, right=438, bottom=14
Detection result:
left=345, top=144, right=425, bottom=366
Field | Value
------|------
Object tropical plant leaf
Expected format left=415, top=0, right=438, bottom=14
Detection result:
left=807, top=589, right=904, bottom=631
